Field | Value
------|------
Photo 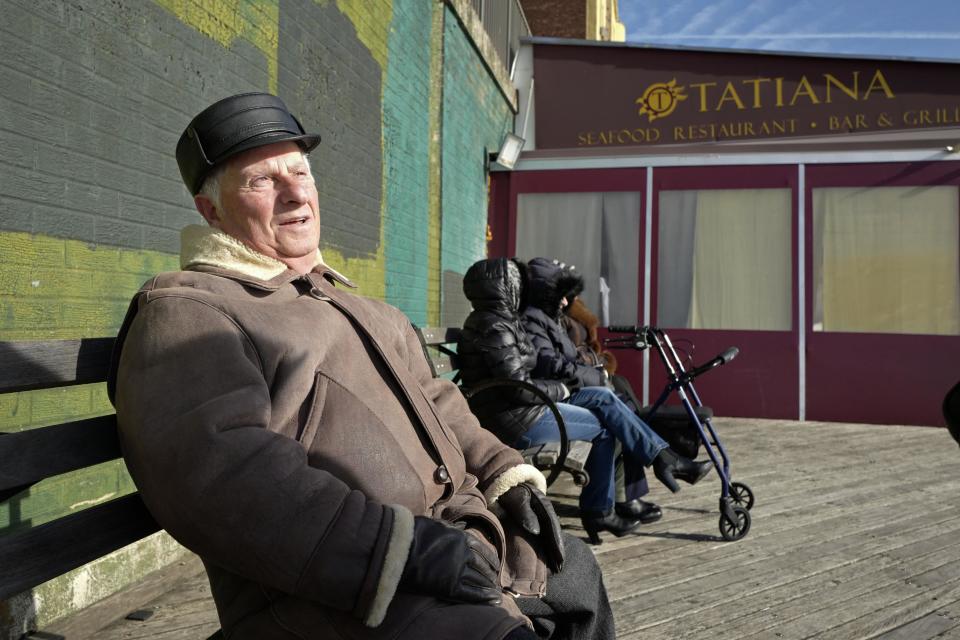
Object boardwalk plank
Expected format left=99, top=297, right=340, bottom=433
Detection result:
left=869, top=612, right=960, bottom=640
left=94, top=573, right=219, bottom=640
left=614, top=504, right=960, bottom=634
left=626, top=528, right=960, bottom=639
left=42, top=419, right=960, bottom=640
left=807, top=561, right=960, bottom=640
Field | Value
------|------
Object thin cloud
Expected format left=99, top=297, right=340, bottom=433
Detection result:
left=677, top=1, right=736, bottom=35
left=712, top=0, right=777, bottom=37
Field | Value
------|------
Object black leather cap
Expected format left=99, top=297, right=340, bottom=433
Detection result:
left=176, top=93, right=321, bottom=195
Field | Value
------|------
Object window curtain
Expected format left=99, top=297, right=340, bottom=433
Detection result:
left=515, top=192, right=640, bottom=325
left=658, top=189, right=792, bottom=330
left=813, top=186, right=960, bottom=335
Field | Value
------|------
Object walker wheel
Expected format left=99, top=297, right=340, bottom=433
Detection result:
left=730, top=482, right=755, bottom=510
left=719, top=505, right=751, bottom=541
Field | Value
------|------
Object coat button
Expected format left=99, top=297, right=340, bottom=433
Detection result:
left=435, top=465, right=450, bottom=483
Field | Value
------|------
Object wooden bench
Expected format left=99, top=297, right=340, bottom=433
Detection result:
left=0, top=337, right=222, bottom=640
left=0, top=329, right=589, bottom=636
left=414, top=326, right=592, bottom=487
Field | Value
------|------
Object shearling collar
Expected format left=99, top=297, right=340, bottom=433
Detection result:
left=179, top=225, right=356, bottom=289
left=179, top=225, right=356, bottom=288
left=180, top=224, right=323, bottom=281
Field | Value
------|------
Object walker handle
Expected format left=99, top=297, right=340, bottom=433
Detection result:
left=688, top=347, right=739, bottom=379
left=718, top=347, right=739, bottom=364
left=608, top=325, right=644, bottom=334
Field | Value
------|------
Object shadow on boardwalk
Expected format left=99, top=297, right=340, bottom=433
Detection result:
left=74, top=418, right=960, bottom=640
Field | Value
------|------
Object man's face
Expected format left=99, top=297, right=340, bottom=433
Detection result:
left=198, top=141, right=320, bottom=272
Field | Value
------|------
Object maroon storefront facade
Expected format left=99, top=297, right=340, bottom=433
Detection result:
left=489, top=39, right=960, bottom=426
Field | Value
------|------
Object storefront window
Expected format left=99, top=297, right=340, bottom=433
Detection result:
left=812, top=186, right=960, bottom=335
left=657, top=188, right=792, bottom=330
left=516, top=192, right=640, bottom=325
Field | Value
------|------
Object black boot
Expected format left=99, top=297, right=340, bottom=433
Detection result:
left=581, top=509, right=642, bottom=545
left=615, top=499, right=662, bottom=524
left=653, top=448, right=712, bottom=493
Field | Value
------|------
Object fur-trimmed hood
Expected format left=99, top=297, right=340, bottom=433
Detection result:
left=525, top=257, right=584, bottom=319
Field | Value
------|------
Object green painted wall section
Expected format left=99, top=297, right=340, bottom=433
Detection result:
left=440, top=4, right=514, bottom=325
left=382, top=1, right=434, bottom=325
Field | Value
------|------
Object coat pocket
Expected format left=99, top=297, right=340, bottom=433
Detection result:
left=297, top=372, right=329, bottom=445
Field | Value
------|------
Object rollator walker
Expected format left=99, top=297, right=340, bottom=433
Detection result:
left=604, top=326, right=754, bottom=541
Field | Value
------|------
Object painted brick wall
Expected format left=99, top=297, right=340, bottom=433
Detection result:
left=441, top=4, right=514, bottom=326
left=0, top=0, right=514, bottom=633
left=382, top=1, right=436, bottom=326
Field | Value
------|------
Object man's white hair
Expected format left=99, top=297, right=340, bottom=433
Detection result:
left=197, top=152, right=312, bottom=212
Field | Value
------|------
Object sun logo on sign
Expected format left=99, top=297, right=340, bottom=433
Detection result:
left=636, top=79, right=688, bottom=122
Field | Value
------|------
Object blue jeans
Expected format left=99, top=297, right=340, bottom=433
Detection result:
left=518, top=386, right=669, bottom=512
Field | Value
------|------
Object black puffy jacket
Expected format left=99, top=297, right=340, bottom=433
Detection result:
left=458, top=258, right=568, bottom=447
left=522, top=258, right=606, bottom=390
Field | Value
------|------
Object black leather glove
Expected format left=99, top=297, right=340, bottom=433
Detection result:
left=495, top=483, right=565, bottom=573
left=399, top=516, right=502, bottom=605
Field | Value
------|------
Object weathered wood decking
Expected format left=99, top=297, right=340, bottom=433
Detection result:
left=82, top=418, right=960, bottom=640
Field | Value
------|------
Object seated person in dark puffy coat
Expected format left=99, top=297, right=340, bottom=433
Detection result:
left=521, top=257, right=713, bottom=541
left=458, top=257, right=571, bottom=448
left=458, top=258, right=707, bottom=543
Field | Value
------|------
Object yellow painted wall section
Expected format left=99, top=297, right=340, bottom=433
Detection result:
left=321, top=243, right=387, bottom=300
left=426, top=1, right=444, bottom=325
left=330, top=0, right=392, bottom=70
left=0, top=231, right=178, bottom=432
left=0, top=231, right=179, bottom=342
left=155, top=0, right=280, bottom=92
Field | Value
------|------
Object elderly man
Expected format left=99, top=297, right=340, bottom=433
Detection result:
left=108, top=93, right=613, bottom=640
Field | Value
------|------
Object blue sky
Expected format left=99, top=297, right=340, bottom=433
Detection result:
left=618, top=0, right=960, bottom=61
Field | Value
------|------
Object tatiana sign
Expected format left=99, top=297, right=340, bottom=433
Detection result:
left=533, top=43, right=960, bottom=149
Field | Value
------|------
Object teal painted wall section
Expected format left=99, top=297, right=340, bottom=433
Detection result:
left=382, top=1, right=434, bottom=325
left=441, top=5, right=513, bottom=326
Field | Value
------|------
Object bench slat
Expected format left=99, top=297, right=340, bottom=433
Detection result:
left=430, top=354, right=454, bottom=376
left=0, top=493, right=160, bottom=601
left=0, top=415, right=121, bottom=493
left=0, top=338, right=115, bottom=394
left=417, top=326, right=462, bottom=347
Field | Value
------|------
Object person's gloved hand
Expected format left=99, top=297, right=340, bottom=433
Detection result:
left=494, top=483, right=564, bottom=573
left=399, top=516, right=502, bottom=605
